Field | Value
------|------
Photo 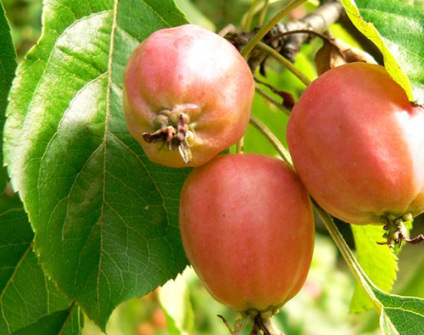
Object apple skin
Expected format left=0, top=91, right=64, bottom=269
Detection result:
left=287, top=62, right=424, bottom=225
left=123, top=24, right=254, bottom=168
left=179, top=154, right=315, bottom=314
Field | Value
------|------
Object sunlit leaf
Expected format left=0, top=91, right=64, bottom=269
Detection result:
left=339, top=0, right=424, bottom=104
left=174, top=0, right=215, bottom=30
left=0, top=2, right=17, bottom=191
left=4, top=0, right=190, bottom=329
left=159, top=270, right=194, bottom=335
left=0, top=208, right=80, bottom=334
left=350, top=225, right=398, bottom=312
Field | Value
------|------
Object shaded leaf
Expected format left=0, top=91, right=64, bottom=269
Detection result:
left=0, top=208, right=80, bottom=334
left=11, top=304, right=81, bottom=335
left=315, top=39, right=346, bottom=75
left=0, top=209, right=33, bottom=298
left=0, top=2, right=17, bottom=192
left=339, top=0, right=424, bottom=104
left=315, top=37, right=377, bottom=75
left=3, top=0, right=190, bottom=329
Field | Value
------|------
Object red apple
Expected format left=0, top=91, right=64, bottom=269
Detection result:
left=179, top=154, right=315, bottom=314
left=287, top=62, right=424, bottom=227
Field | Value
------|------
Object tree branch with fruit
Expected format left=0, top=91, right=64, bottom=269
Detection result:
left=1, top=0, right=424, bottom=334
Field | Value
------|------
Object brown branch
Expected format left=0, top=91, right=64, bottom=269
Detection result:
left=223, top=0, right=346, bottom=70
left=267, top=0, right=345, bottom=62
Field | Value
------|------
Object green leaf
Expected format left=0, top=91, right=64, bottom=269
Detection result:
left=11, top=304, right=81, bottom=335
left=380, top=311, right=399, bottom=335
left=316, top=206, right=424, bottom=335
left=244, top=93, right=289, bottom=157
left=0, top=208, right=80, bottom=334
left=339, top=0, right=424, bottom=104
left=0, top=2, right=17, bottom=192
left=3, top=0, right=190, bottom=329
left=374, top=289, right=424, bottom=335
left=245, top=52, right=315, bottom=157
left=350, top=225, right=398, bottom=312
left=174, top=0, right=215, bottom=30
left=159, top=270, right=194, bottom=335
left=0, top=209, right=34, bottom=299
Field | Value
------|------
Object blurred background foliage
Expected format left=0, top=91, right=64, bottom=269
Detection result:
left=2, top=0, right=424, bottom=334
left=2, top=0, right=41, bottom=60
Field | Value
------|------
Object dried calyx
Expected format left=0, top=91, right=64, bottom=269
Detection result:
left=142, top=104, right=197, bottom=164
left=378, top=213, right=424, bottom=248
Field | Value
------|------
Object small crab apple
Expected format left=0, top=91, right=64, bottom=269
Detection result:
left=123, top=24, right=255, bottom=168
left=179, top=154, right=315, bottom=331
left=287, top=62, right=424, bottom=246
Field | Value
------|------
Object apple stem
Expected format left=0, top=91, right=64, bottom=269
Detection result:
left=255, top=85, right=290, bottom=115
left=249, top=115, right=293, bottom=166
left=241, top=0, right=308, bottom=59
left=243, top=0, right=262, bottom=31
left=251, top=314, right=284, bottom=335
left=256, top=42, right=311, bottom=86
left=236, top=137, right=244, bottom=154
left=262, top=317, right=285, bottom=335
left=253, top=314, right=270, bottom=334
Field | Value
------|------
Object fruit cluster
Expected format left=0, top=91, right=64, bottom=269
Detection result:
left=123, top=24, right=424, bottom=332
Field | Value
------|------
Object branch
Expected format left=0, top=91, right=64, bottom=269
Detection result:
left=267, top=0, right=345, bottom=63
left=223, top=0, right=346, bottom=69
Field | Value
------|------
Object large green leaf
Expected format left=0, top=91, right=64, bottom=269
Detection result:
left=339, top=0, right=424, bottom=104
left=0, top=2, right=17, bottom=192
left=0, top=208, right=80, bottom=334
left=350, top=225, right=398, bottom=312
left=375, top=290, right=424, bottom=335
left=3, top=0, right=190, bottom=329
